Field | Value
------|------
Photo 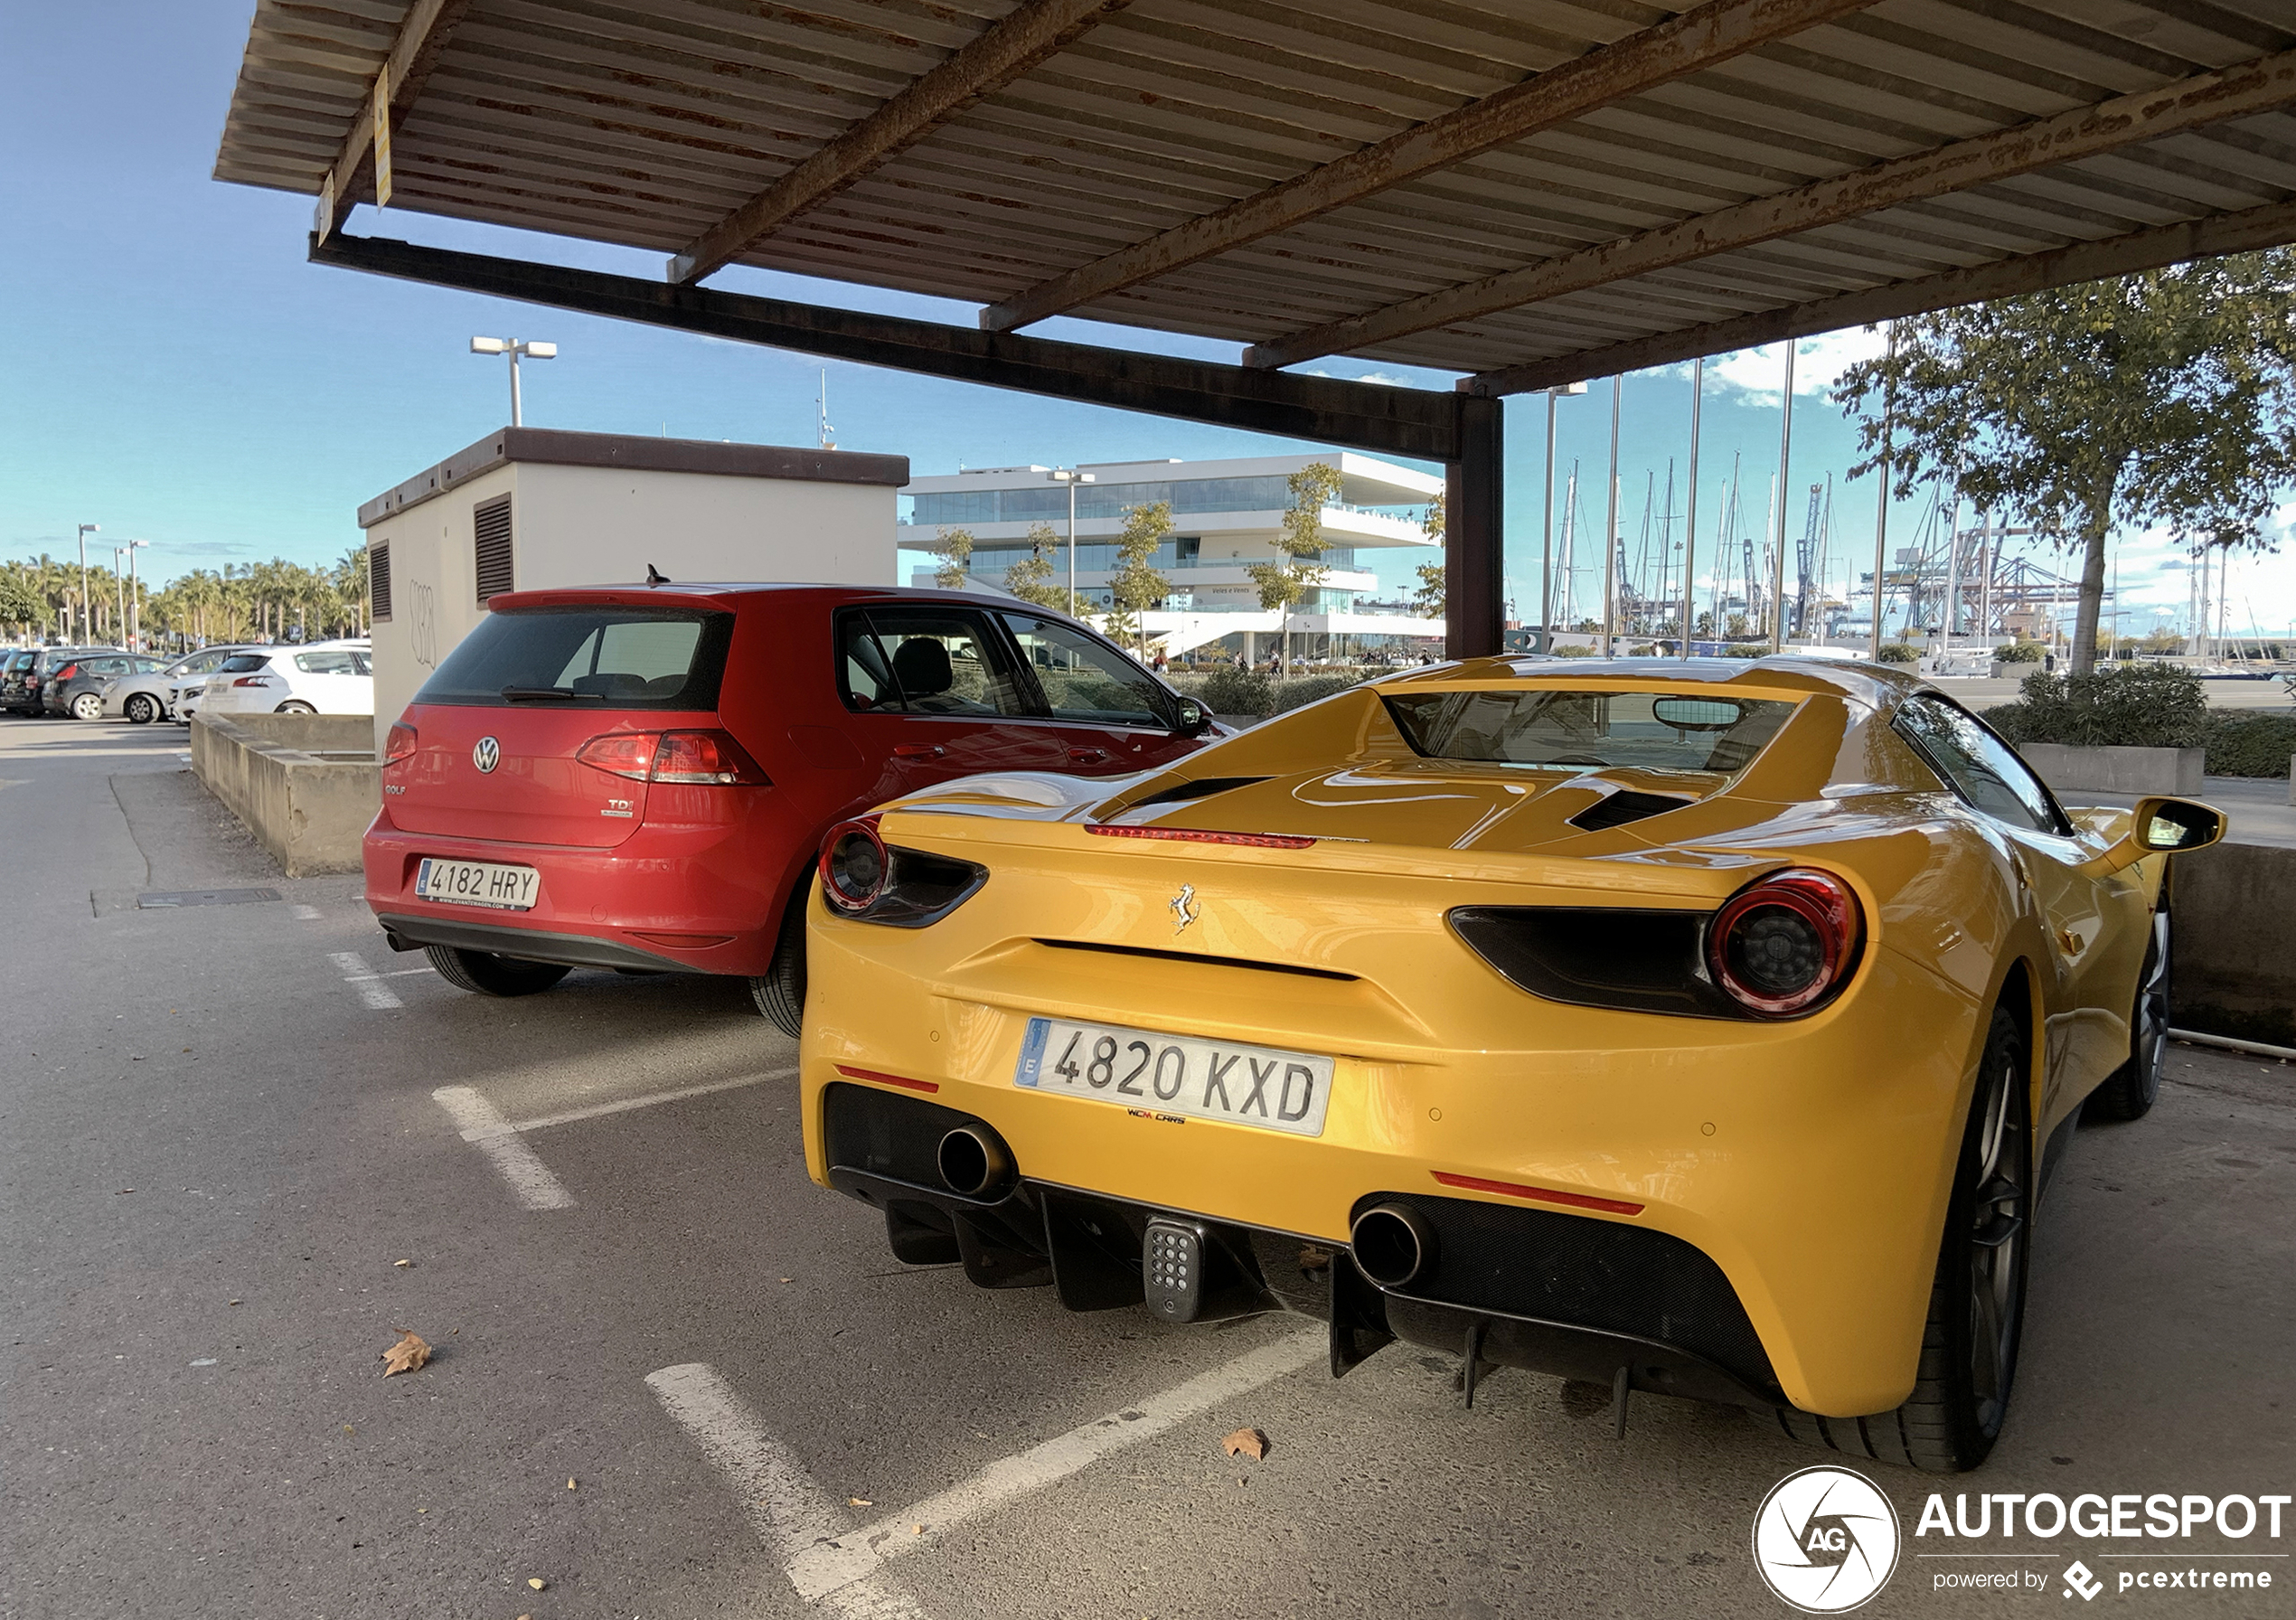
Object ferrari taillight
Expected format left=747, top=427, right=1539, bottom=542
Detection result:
left=816, top=817, right=985, bottom=927
left=1707, top=867, right=1862, bottom=1017
left=383, top=722, right=419, bottom=767
left=819, top=817, right=889, bottom=912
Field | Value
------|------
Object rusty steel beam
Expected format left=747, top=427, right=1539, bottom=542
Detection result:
left=669, top=0, right=1131, bottom=285
left=975, top=0, right=1876, bottom=334
left=313, top=0, right=474, bottom=241
left=1463, top=197, right=2296, bottom=396
left=1253, top=48, right=2296, bottom=370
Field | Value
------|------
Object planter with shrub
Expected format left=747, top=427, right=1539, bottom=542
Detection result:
left=1877, top=644, right=1921, bottom=664
left=1983, top=664, right=2207, bottom=794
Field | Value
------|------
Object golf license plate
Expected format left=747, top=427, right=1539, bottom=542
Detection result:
left=415, top=857, right=540, bottom=911
left=1013, top=1017, right=1333, bottom=1137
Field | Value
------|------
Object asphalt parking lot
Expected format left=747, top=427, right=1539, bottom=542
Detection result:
left=4, top=720, right=2291, bottom=1619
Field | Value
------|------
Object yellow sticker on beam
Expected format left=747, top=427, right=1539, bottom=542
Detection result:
left=372, top=63, right=392, bottom=209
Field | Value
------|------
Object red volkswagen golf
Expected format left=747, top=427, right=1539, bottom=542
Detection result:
left=363, top=583, right=1218, bottom=1032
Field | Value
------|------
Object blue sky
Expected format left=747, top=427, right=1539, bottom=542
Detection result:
left=4, top=2, right=2287, bottom=640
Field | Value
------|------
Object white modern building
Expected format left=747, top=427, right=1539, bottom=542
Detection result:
left=900, top=452, right=1446, bottom=658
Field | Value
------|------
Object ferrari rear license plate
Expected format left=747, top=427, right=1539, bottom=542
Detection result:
left=1013, top=1018, right=1333, bottom=1136
left=415, top=857, right=540, bottom=911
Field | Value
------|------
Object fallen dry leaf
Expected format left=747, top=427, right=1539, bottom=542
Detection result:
left=392, top=1258, right=411, bottom=1268
left=228, top=1299, right=241, bottom=1306
left=343, top=1425, right=355, bottom=1436
left=1220, top=1427, right=1268, bottom=1461
left=380, top=1330, right=431, bottom=1377
left=849, top=1497, right=873, bottom=1508
left=567, top=1477, right=577, bottom=1491
left=528, top=1578, right=546, bottom=1590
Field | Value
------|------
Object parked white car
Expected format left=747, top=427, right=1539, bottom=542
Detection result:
left=105, top=645, right=262, bottom=724
left=183, top=642, right=373, bottom=718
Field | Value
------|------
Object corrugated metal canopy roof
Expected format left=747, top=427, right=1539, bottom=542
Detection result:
left=215, top=0, right=2296, bottom=388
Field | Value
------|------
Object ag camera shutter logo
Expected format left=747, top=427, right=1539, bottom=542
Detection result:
left=1753, top=1465, right=1901, bottom=1613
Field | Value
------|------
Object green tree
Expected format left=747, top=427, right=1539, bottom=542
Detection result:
left=1250, top=462, right=1342, bottom=668
left=1834, top=252, right=2296, bottom=676
left=1412, top=562, right=1444, bottom=619
left=0, top=570, right=41, bottom=630
left=932, top=527, right=974, bottom=590
left=1002, top=523, right=1074, bottom=612
left=1107, top=502, right=1172, bottom=657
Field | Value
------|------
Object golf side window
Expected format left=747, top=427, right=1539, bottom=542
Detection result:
left=836, top=607, right=1030, bottom=718
left=1001, top=613, right=1172, bottom=729
left=1893, top=693, right=2069, bottom=837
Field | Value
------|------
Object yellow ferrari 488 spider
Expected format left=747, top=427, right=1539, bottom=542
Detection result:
left=797, top=657, right=2221, bottom=1473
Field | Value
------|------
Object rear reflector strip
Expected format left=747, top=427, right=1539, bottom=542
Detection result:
left=1086, top=824, right=1314, bottom=850
left=1433, top=1170, right=1644, bottom=1216
left=835, top=1065, right=939, bottom=1094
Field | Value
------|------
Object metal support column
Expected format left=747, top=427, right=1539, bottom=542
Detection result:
left=1446, top=394, right=1505, bottom=660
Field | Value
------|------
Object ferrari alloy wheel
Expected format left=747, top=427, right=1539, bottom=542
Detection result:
left=425, top=945, right=571, bottom=997
left=1773, top=1005, right=2030, bottom=1472
left=2089, top=906, right=2169, bottom=1123
left=748, top=892, right=806, bottom=1039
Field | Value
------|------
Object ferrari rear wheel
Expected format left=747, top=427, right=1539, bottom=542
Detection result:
left=1773, top=1005, right=2030, bottom=1473
left=748, top=892, right=807, bottom=1039
left=425, top=945, right=571, bottom=997
left=2088, top=906, right=2169, bottom=1123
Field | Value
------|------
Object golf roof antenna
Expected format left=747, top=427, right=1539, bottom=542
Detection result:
left=817, top=369, right=836, bottom=451
left=645, top=564, right=670, bottom=587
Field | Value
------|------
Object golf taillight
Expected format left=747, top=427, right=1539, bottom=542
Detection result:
left=383, top=723, right=419, bottom=767
left=576, top=730, right=767, bottom=785
left=652, top=730, right=767, bottom=785
left=1708, top=867, right=1862, bottom=1017
left=819, top=817, right=889, bottom=912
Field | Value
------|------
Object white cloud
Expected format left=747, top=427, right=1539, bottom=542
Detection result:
left=1659, top=326, right=1892, bottom=406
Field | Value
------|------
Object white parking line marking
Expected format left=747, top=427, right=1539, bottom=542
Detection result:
left=786, top=1330, right=1324, bottom=1600
left=291, top=903, right=322, bottom=920
left=328, top=951, right=403, bottom=1010
left=430, top=1086, right=576, bottom=1210
left=647, top=1363, right=927, bottom=1619
left=463, top=1069, right=797, bottom=1139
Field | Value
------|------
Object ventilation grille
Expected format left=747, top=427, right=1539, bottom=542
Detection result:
left=1568, top=789, right=1693, bottom=833
left=473, top=495, right=513, bottom=603
left=370, top=542, right=392, bottom=622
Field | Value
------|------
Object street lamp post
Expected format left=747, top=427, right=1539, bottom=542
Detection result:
left=1047, top=468, right=1096, bottom=616
left=125, top=540, right=150, bottom=650
left=111, top=548, right=129, bottom=646
left=76, top=523, right=99, bottom=643
left=1539, top=381, right=1586, bottom=653
left=470, top=336, right=558, bottom=426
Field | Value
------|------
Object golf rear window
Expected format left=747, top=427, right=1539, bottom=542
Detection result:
left=1383, top=689, right=1794, bottom=775
left=416, top=607, right=732, bottom=710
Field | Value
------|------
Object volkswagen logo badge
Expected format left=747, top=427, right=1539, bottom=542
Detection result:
left=472, top=736, right=501, bottom=774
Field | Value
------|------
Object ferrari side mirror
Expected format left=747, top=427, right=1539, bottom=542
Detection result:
left=2083, top=795, right=2224, bottom=877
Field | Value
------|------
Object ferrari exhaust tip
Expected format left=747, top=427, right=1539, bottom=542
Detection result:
left=1350, top=1201, right=1434, bottom=1288
left=936, top=1125, right=1013, bottom=1198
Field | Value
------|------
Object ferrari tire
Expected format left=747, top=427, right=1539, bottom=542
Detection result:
left=2087, top=906, right=2169, bottom=1123
left=125, top=693, right=159, bottom=724
left=425, top=945, right=570, bottom=998
left=748, top=891, right=807, bottom=1039
left=1771, top=1005, right=2030, bottom=1473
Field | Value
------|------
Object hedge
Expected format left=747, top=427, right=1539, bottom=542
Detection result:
left=2205, top=712, right=2296, bottom=777
left=1985, top=664, right=2207, bottom=750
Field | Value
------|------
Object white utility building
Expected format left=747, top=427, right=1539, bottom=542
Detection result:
left=901, top=452, right=1445, bottom=658
left=358, top=428, right=906, bottom=749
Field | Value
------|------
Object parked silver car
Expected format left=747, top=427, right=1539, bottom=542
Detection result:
left=105, top=645, right=262, bottom=724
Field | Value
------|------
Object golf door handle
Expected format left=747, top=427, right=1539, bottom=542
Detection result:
left=1068, top=747, right=1109, bottom=764
left=894, top=743, right=946, bottom=759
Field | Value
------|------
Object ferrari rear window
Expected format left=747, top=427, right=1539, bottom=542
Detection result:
left=417, top=607, right=731, bottom=710
left=1383, top=689, right=1794, bottom=774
